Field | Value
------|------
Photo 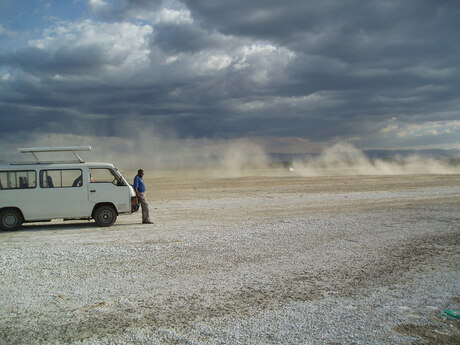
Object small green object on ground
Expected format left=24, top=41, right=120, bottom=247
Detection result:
left=441, top=309, right=460, bottom=320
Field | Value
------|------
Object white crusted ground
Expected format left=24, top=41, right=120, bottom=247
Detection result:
left=1, top=174, right=459, bottom=344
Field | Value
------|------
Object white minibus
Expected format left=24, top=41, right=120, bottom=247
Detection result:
left=0, top=146, right=139, bottom=230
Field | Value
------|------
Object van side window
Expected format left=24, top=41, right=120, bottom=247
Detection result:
left=40, top=169, right=82, bottom=188
left=0, top=170, right=36, bottom=189
left=89, top=168, right=123, bottom=185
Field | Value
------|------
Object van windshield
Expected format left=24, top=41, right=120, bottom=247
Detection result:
left=89, top=168, right=127, bottom=186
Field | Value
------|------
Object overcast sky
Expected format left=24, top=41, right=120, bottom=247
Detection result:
left=1, top=0, right=459, bottom=162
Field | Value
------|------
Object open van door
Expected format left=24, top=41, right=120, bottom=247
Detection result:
left=88, top=168, right=133, bottom=214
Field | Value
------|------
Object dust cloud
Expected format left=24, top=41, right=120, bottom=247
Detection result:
left=291, top=142, right=460, bottom=176
left=2, top=121, right=270, bottom=177
left=2, top=121, right=459, bottom=177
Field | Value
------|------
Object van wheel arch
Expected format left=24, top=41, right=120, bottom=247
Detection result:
left=92, top=203, right=118, bottom=227
left=0, top=208, right=24, bottom=231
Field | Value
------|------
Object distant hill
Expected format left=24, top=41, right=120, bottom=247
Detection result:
left=364, top=149, right=460, bottom=159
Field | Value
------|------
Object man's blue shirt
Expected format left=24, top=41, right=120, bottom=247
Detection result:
left=133, top=175, right=146, bottom=193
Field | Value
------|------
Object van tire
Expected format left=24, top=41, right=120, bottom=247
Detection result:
left=0, top=209, right=23, bottom=231
left=94, top=205, right=117, bottom=227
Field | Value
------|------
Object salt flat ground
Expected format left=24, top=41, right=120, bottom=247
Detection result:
left=1, top=173, right=459, bottom=345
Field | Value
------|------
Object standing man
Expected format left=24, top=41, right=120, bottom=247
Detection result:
left=133, top=169, right=153, bottom=224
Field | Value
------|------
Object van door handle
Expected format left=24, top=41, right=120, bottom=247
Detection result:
left=90, top=190, right=96, bottom=193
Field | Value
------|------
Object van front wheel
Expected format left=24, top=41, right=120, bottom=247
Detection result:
left=0, top=209, right=23, bottom=231
left=94, top=205, right=117, bottom=227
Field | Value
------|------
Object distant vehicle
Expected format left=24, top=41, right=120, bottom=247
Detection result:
left=0, top=146, right=139, bottom=230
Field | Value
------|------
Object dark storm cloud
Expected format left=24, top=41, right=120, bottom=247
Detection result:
left=154, top=23, right=220, bottom=54
left=182, top=0, right=460, bottom=94
left=181, top=0, right=344, bottom=39
left=1, top=45, right=108, bottom=75
left=0, top=0, right=459, bottom=151
left=182, top=0, right=459, bottom=55
left=180, top=0, right=460, bottom=136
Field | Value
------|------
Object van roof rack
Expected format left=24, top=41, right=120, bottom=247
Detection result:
left=13, top=146, right=92, bottom=164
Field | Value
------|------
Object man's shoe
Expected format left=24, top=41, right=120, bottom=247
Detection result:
left=143, top=220, right=154, bottom=224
